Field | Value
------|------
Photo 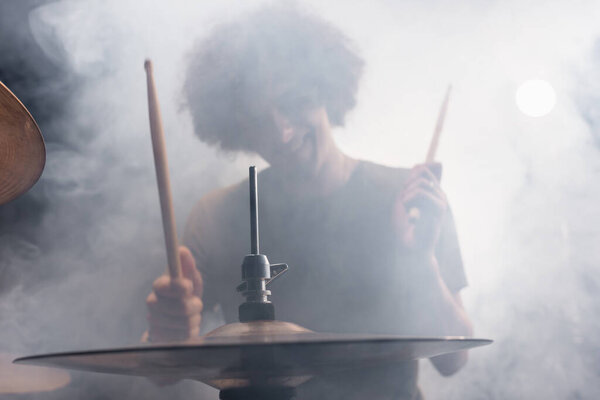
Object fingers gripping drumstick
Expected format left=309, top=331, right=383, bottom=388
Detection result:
left=408, top=85, right=452, bottom=221
left=145, top=59, right=182, bottom=279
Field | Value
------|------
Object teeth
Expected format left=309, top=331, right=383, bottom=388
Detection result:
left=282, top=127, right=295, bottom=143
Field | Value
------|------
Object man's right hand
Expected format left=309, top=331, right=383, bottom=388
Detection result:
left=145, top=246, right=203, bottom=342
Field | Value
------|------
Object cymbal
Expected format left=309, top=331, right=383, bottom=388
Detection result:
left=0, top=81, right=45, bottom=205
left=0, top=353, right=70, bottom=394
left=15, top=321, right=492, bottom=390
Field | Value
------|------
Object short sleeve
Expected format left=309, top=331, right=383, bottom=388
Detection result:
left=434, top=206, right=468, bottom=294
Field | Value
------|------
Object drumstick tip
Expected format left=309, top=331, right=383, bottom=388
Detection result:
left=144, top=59, right=153, bottom=73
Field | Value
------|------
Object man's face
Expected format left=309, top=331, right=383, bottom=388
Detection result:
left=246, top=84, right=331, bottom=176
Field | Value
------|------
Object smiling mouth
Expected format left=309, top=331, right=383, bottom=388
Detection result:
left=270, top=128, right=317, bottom=173
left=288, top=128, right=315, bottom=155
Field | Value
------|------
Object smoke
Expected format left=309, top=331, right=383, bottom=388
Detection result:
left=0, top=0, right=599, bottom=399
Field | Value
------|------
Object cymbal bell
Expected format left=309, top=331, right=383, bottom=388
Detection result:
left=15, top=321, right=492, bottom=391
left=0, top=353, right=70, bottom=394
left=0, top=81, right=45, bottom=205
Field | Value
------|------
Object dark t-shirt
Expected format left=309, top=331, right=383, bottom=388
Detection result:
left=183, top=160, right=467, bottom=399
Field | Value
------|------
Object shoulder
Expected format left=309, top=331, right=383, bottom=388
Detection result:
left=191, top=180, right=246, bottom=220
left=183, top=178, right=247, bottom=251
left=353, top=160, right=411, bottom=191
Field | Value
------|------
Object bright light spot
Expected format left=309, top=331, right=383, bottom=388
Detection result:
left=515, top=79, right=557, bottom=117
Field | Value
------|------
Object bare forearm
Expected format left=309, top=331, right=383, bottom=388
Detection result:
left=428, top=261, right=472, bottom=375
left=406, top=253, right=473, bottom=375
left=428, top=256, right=472, bottom=336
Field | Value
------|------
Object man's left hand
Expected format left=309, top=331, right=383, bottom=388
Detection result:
left=394, top=162, right=447, bottom=256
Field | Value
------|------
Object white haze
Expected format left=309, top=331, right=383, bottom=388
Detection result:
left=1, top=0, right=599, bottom=398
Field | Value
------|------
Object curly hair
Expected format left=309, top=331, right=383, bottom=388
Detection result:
left=183, top=5, right=364, bottom=152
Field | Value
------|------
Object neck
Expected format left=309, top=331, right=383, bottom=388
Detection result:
left=270, top=144, right=358, bottom=198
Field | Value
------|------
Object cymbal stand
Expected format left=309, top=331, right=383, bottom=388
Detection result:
left=224, top=166, right=294, bottom=400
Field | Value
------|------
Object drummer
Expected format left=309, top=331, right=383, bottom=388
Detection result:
left=145, top=5, right=473, bottom=398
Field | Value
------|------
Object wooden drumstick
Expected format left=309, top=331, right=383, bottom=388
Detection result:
left=144, top=59, right=182, bottom=279
left=408, top=85, right=452, bottom=221
left=425, top=85, right=452, bottom=164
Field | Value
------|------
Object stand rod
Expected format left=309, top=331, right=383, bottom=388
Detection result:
left=249, top=166, right=259, bottom=255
